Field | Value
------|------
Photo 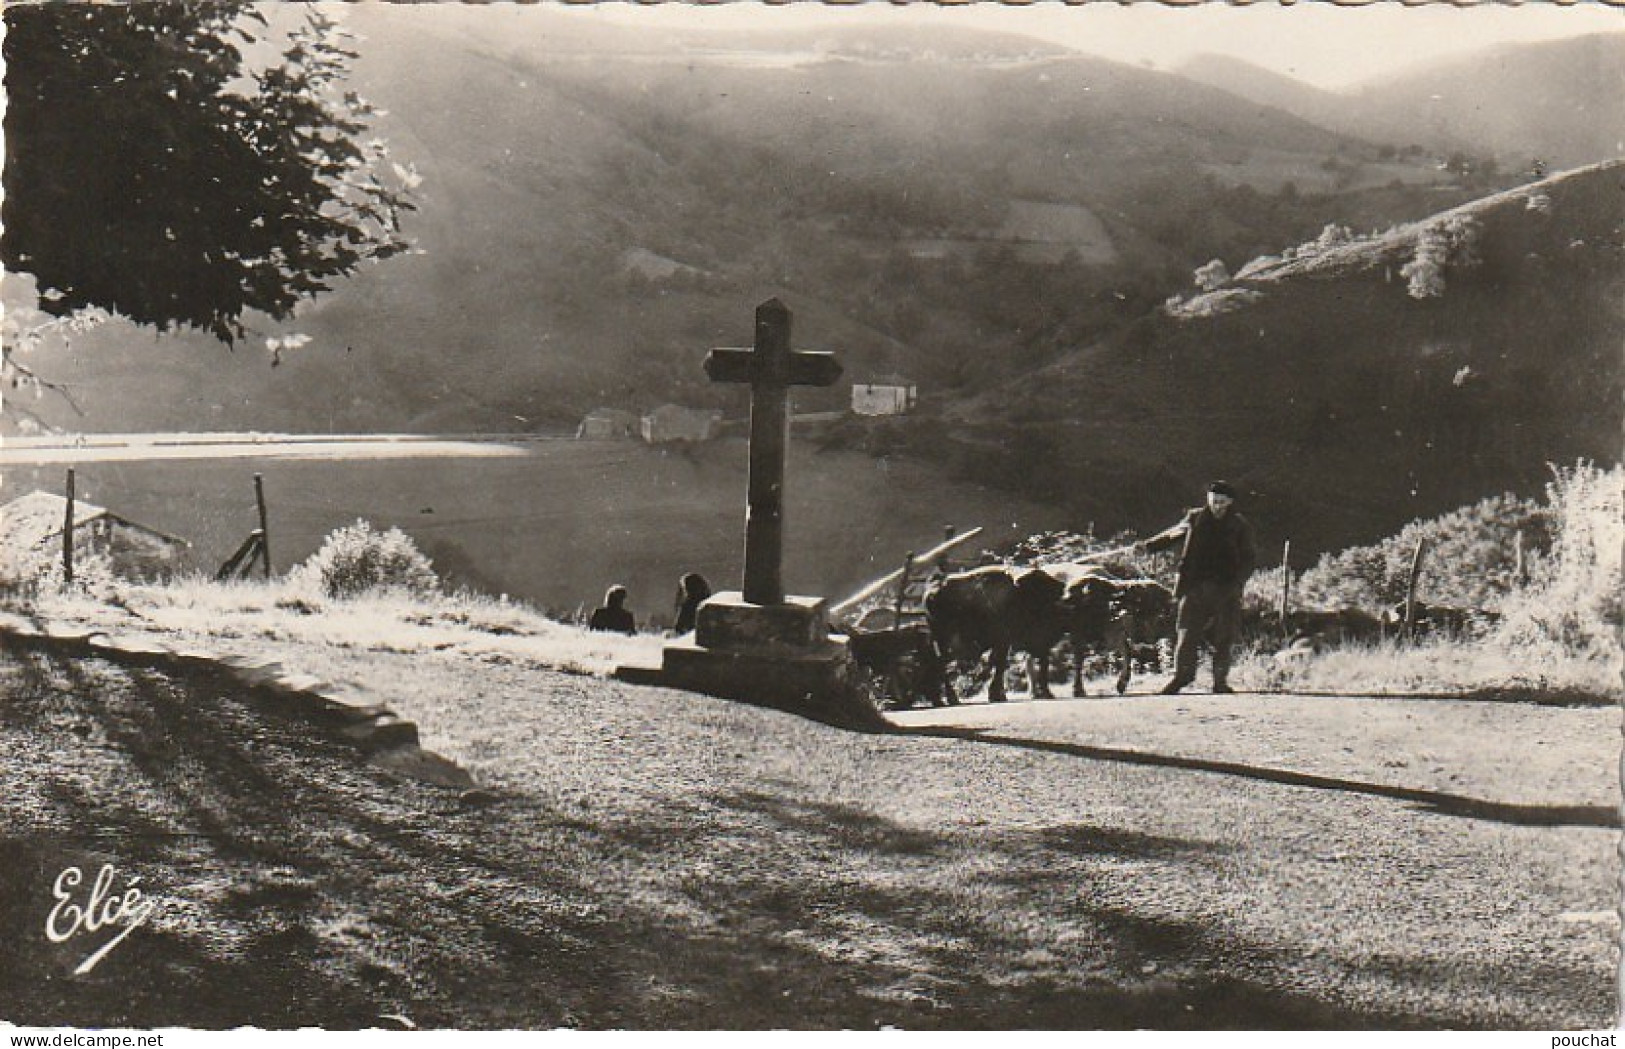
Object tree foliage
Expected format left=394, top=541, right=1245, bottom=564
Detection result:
left=2, top=1, right=415, bottom=345
left=1400, top=215, right=1482, bottom=300
left=1192, top=259, right=1229, bottom=292
left=1291, top=490, right=1552, bottom=613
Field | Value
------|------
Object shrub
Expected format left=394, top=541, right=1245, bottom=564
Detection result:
left=1009, top=528, right=1170, bottom=584
left=293, top=519, right=440, bottom=600
left=1401, top=215, right=1482, bottom=299
left=1, top=547, right=120, bottom=606
left=1290, top=491, right=1553, bottom=614
left=1495, top=462, right=1622, bottom=656
left=1315, top=223, right=1355, bottom=251
left=1193, top=259, right=1230, bottom=292
left=1401, top=235, right=1448, bottom=298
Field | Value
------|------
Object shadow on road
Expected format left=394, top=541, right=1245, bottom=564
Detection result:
left=900, top=725, right=1620, bottom=830
left=6, top=642, right=1608, bottom=1030
left=0, top=642, right=1453, bottom=1030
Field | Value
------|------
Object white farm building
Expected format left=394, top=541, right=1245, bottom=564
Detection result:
left=851, top=376, right=918, bottom=417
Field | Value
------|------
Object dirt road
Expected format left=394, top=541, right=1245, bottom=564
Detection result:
left=889, top=689, right=1620, bottom=815
left=2, top=640, right=1617, bottom=1029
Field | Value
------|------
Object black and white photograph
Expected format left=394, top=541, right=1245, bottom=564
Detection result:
left=1, top=0, right=1621, bottom=1034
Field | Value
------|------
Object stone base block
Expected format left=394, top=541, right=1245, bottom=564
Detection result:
left=656, top=635, right=883, bottom=729
left=659, top=636, right=843, bottom=701
left=695, top=592, right=828, bottom=652
left=610, top=595, right=887, bottom=730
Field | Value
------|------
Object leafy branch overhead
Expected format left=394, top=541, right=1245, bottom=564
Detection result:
left=1, top=1, right=417, bottom=345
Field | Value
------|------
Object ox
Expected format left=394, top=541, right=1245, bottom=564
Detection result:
left=924, top=564, right=1067, bottom=703
left=843, top=623, right=951, bottom=710
left=1049, top=564, right=1176, bottom=694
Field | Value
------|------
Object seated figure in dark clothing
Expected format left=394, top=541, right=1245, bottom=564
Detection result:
left=673, top=572, right=712, bottom=635
left=588, top=585, right=637, bottom=635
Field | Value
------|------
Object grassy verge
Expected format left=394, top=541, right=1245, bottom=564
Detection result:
left=1232, top=636, right=1619, bottom=704
left=11, top=566, right=1618, bottom=712
left=12, top=573, right=667, bottom=679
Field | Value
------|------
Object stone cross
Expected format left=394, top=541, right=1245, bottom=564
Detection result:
left=704, top=298, right=841, bottom=605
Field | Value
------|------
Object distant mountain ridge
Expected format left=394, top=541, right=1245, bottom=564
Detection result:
left=8, top=5, right=1471, bottom=434
left=1181, top=32, right=1625, bottom=171
left=1177, top=53, right=1349, bottom=130
left=7, top=9, right=1620, bottom=560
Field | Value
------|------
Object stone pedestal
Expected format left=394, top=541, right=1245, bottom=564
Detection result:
left=617, top=592, right=878, bottom=728
left=694, top=591, right=828, bottom=651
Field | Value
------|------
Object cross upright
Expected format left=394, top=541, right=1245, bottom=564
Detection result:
left=705, top=298, right=841, bottom=605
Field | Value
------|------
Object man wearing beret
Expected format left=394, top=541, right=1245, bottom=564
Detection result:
left=1135, top=481, right=1258, bottom=694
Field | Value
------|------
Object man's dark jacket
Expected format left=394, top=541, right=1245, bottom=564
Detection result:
left=1144, top=508, right=1258, bottom=598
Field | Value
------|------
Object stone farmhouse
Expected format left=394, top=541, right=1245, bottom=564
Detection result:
left=576, top=408, right=640, bottom=440
left=640, top=404, right=723, bottom=444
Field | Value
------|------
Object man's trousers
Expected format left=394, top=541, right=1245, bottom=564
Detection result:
left=1171, top=579, right=1242, bottom=688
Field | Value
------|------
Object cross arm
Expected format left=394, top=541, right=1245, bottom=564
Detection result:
left=703, top=348, right=755, bottom=384
left=787, top=352, right=841, bottom=388
left=703, top=348, right=842, bottom=388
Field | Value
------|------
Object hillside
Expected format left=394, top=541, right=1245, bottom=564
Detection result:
left=1183, top=33, right=1625, bottom=173
left=936, top=162, right=1625, bottom=555
left=1346, top=33, right=1625, bottom=173
left=1177, top=54, right=1351, bottom=136
left=5, top=4, right=1477, bottom=439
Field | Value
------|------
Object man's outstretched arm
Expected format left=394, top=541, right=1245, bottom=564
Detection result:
left=1137, top=513, right=1192, bottom=555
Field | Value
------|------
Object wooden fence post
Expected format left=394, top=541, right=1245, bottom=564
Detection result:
left=1403, top=535, right=1428, bottom=640
left=62, top=468, right=76, bottom=586
left=1279, top=539, right=1292, bottom=640
left=254, top=474, right=271, bottom=579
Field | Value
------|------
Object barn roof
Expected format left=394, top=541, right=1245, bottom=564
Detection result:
left=856, top=374, right=917, bottom=388
left=581, top=407, right=639, bottom=422
left=0, top=491, right=188, bottom=550
left=644, top=403, right=720, bottom=419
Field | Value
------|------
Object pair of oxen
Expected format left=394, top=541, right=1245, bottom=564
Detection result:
left=847, top=562, right=1175, bottom=708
